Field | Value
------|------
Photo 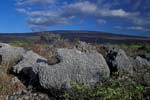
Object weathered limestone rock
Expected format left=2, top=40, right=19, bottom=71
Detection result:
left=106, top=47, right=133, bottom=75
left=13, top=48, right=110, bottom=90
left=32, top=48, right=110, bottom=90
left=0, top=43, right=25, bottom=65
left=13, top=50, right=47, bottom=74
left=131, top=56, right=150, bottom=86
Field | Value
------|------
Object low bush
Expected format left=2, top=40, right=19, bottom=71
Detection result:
left=9, top=40, right=33, bottom=49
left=40, top=32, right=61, bottom=44
left=113, top=43, right=150, bottom=57
left=0, top=73, right=25, bottom=96
left=62, top=79, right=150, bottom=100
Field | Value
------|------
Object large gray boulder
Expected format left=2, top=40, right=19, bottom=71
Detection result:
left=13, top=50, right=47, bottom=86
left=131, top=56, right=150, bottom=86
left=12, top=47, right=109, bottom=90
left=134, top=56, right=150, bottom=66
left=32, top=48, right=110, bottom=90
left=106, top=47, right=133, bottom=75
left=0, top=43, right=25, bottom=65
left=13, top=51, right=47, bottom=74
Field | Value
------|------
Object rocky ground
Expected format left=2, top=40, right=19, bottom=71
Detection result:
left=0, top=36, right=150, bottom=100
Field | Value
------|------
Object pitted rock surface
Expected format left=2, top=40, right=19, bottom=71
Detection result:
left=33, top=48, right=110, bottom=90
left=0, top=43, right=25, bottom=65
left=13, top=50, right=47, bottom=74
left=106, top=47, right=133, bottom=75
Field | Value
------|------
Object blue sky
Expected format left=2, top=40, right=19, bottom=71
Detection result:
left=0, top=0, right=150, bottom=36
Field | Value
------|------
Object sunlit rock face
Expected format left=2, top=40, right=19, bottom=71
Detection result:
left=0, top=43, right=25, bottom=65
left=12, top=47, right=110, bottom=90
left=34, top=48, right=110, bottom=90
left=106, top=47, right=133, bottom=76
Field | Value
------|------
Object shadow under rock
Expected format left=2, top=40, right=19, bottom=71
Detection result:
left=13, top=58, right=66, bottom=99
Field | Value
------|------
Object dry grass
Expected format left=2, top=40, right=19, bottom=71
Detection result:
left=32, top=44, right=47, bottom=57
left=95, top=44, right=108, bottom=58
left=32, top=39, right=73, bottom=65
left=0, top=73, right=25, bottom=98
left=0, top=60, right=25, bottom=99
left=32, top=44, right=58, bottom=65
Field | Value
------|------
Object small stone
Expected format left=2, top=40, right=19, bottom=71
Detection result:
left=21, top=90, right=28, bottom=95
left=24, top=96, right=29, bottom=100
left=33, top=93, right=37, bottom=96
left=12, top=77, right=20, bottom=84
left=0, top=43, right=25, bottom=65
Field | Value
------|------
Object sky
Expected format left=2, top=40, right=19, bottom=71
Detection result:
left=0, top=0, right=150, bottom=37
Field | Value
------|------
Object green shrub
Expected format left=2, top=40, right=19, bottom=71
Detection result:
left=62, top=79, right=150, bottom=100
left=9, top=40, right=33, bottom=48
left=113, top=43, right=150, bottom=57
left=40, top=33, right=61, bottom=44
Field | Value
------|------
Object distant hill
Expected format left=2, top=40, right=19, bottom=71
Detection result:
left=0, top=30, right=150, bottom=44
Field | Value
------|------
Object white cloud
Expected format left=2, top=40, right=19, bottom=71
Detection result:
left=16, top=0, right=54, bottom=6
left=27, top=11, right=69, bottom=29
left=128, top=26, right=144, bottom=30
left=15, top=0, right=150, bottom=31
left=96, top=19, right=106, bottom=24
left=16, top=8, right=26, bottom=13
left=127, top=26, right=150, bottom=32
left=126, top=15, right=150, bottom=26
left=109, top=9, right=129, bottom=17
left=114, top=26, right=122, bottom=29
left=99, top=9, right=129, bottom=17
left=66, top=1, right=97, bottom=14
left=99, top=9, right=139, bottom=19
left=115, top=26, right=150, bottom=32
left=30, top=25, right=48, bottom=31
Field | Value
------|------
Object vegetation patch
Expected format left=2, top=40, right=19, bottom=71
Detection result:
left=62, top=79, right=150, bottom=100
left=111, top=43, right=150, bottom=57
left=9, top=40, right=33, bottom=49
left=0, top=33, right=149, bottom=99
left=0, top=73, right=25, bottom=96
